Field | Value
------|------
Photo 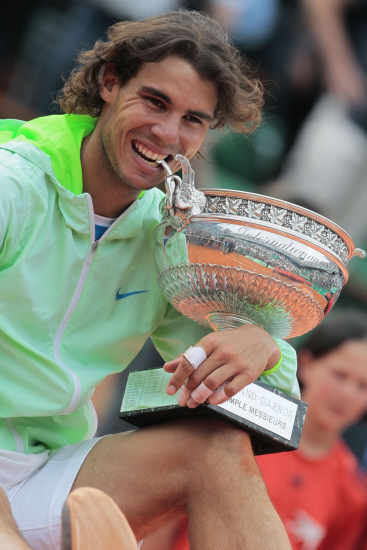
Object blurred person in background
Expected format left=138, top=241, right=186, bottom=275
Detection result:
left=153, top=307, right=367, bottom=550
left=255, top=307, right=367, bottom=550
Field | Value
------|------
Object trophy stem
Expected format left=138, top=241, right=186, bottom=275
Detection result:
left=205, top=312, right=262, bottom=332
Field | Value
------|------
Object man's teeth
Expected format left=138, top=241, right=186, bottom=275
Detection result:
left=133, top=141, right=167, bottom=165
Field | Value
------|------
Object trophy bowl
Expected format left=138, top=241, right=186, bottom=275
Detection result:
left=154, top=156, right=365, bottom=339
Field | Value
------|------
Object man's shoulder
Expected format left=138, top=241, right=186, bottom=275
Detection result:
left=0, top=119, right=26, bottom=144
left=0, top=114, right=96, bottom=194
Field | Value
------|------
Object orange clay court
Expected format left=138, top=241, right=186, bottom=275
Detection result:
left=187, top=243, right=327, bottom=310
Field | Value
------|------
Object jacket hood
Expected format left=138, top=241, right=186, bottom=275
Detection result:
left=0, top=114, right=97, bottom=195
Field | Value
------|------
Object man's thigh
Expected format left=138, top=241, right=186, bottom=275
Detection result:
left=7, top=438, right=103, bottom=550
left=72, top=417, right=256, bottom=541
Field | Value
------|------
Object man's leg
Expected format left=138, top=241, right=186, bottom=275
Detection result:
left=72, top=417, right=290, bottom=550
left=0, top=486, right=30, bottom=549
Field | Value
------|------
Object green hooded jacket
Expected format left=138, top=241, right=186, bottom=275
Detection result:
left=0, top=114, right=298, bottom=463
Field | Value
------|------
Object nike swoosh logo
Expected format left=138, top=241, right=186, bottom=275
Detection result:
left=115, top=289, right=149, bottom=301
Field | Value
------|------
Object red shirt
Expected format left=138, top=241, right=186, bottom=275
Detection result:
left=256, top=441, right=367, bottom=550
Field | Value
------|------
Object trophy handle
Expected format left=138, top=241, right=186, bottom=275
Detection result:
left=354, top=248, right=366, bottom=259
left=158, top=155, right=206, bottom=231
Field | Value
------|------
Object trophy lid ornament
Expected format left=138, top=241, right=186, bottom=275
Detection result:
left=158, top=155, right=206, bottom=230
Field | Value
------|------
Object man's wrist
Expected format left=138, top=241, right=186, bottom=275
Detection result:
left=263, top=339, right=282, bottom=375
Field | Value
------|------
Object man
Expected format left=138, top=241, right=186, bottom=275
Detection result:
left=0, top=10, right=297, bottom=549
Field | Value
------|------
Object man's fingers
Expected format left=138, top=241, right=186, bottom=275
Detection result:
left=177, top=385, right=192, bottom=406
left=166, top=355, right=199, bottom=395
left=207, top=385, right=229, bottom=406
left=207, top=373, right=256, bottom=405
left=165, top=345, right=208, bottom=396
left=181, top=381, right=211, bottom=408
left=183, top=346, right=207, bottom=370
left=177, top=380, right=213, bottom=408
left=163, top=357, right=181, bottom=373
left=191, top=381, right=213, bottom=403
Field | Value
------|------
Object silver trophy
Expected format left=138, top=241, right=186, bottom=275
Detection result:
left=120, top=155, right=365, bottom=454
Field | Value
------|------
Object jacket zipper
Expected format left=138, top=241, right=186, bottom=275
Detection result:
left=53, top=194, right=98, bottom=415
left=6, top=419, right=24, bottom=453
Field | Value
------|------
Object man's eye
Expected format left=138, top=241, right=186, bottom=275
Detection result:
left=185, top=115, right=202, bottom=125
left=147, top=97, right=163, bottom=108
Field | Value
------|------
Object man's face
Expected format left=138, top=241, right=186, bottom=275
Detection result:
left=98, top=55, right=218, bottom=193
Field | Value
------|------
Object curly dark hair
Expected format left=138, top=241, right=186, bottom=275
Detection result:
left=56, top=9, right=263, bottom=133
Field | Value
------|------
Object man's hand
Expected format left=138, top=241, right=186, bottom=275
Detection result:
left=164, top=324, right=280, bottom=408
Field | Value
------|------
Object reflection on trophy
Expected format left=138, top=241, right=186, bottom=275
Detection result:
left=120, top=155, right=365, bottom=454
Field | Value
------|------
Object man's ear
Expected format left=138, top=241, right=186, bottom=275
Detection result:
left=100, top=63, right=120, bottom=103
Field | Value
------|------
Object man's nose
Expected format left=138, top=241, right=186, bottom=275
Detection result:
left=151, top=114, right=180, bottom=145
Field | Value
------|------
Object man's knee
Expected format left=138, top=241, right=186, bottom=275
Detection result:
left=164, top=417, right=256, bottom=476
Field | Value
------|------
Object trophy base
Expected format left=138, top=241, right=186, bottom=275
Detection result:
left=119, top=367, right=307, bottom=455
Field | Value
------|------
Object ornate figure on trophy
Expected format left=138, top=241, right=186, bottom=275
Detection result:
left=120, top=155, right=365, bottom=454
